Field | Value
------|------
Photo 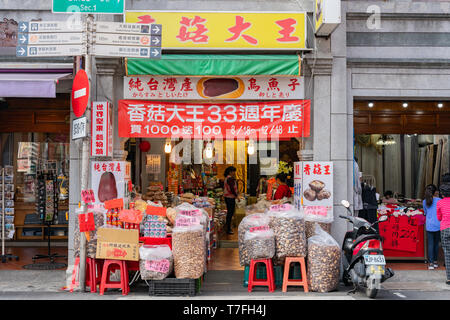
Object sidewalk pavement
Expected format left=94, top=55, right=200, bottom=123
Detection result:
left=0, top=267, right=449, bottom=300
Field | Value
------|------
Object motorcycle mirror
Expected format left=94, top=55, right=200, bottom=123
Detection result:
left=378, top=215, right=388, bottom=222
left=341, top=200, right=350, bottom=208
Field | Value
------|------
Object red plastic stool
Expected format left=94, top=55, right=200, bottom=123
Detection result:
left=86, top=257, right=104, bottom=293
left=99, top=260, right=130, bottom=296
left=282, top=257, right=309, bottom=293
left=248, top=259, right=275, bottom=293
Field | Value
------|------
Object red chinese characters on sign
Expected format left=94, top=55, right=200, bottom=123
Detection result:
left=380, top=215, right=419, bottom=253
left=119, top=100, right=311, bottom=139
left=304, top=206, right=328, bottom=217
left=275, top=18, right=300, bottom=42
left=304, top=163, right=332, bottom=176
left=91, top=101, right=112, bottom=157
left=176, top=16, right=209, bottom=43
left=225, top=16, right=258, bottom=45
left=93, top=161, right=123, bottom=173
left=249, top=225, right=270, bottom=233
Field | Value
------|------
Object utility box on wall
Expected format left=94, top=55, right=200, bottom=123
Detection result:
left=315, top=0, right=341, bottom=36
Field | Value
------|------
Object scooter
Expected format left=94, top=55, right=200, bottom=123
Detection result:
left=339, top=200, right=394, bottom=298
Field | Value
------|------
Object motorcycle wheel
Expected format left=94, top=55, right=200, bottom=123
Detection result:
left=366, top=287, right=378, bottom=299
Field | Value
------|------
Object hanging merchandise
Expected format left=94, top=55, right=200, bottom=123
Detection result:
left=57, top=173, right=69, bottom=201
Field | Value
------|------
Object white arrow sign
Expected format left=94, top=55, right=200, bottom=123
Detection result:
left=16, top=44, right=86, bottom=57
left=94, top=33, right=157, bottom=47
left=92, top=44, right=160, bottom=59
left=18, top=21, right=85, bottom=33
left=18, top=32, right=85, bottom=45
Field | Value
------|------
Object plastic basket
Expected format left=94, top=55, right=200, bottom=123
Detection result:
left=243, top=264, right=283, bottom=288
left=148, top=277, right=198, bottom=296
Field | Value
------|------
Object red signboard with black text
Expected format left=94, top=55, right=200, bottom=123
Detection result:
left=118, top=99, right=310, bottom=139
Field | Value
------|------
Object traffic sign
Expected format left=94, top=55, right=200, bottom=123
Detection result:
left=52, top=0, right=125, bottom=14
left=16, top=44, right=86, bottom=57
left=94, top=22, right=162, bottom=36
left=72, top=70, right=90, bottom=118
left=94, top=33, right=161, bottom=47
left=72, top=116, right=88, bottom=140
left=18, top=21, right=85, bottom=33
left=18, top=32, right=85, bottom=45
left=92, top=45, right=161, bottom=59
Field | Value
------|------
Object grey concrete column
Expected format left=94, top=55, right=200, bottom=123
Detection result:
left=95, top=58, right=128, bottom=161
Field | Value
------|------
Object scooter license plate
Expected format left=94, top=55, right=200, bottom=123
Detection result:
left=364, top=255, right=386, bottom=265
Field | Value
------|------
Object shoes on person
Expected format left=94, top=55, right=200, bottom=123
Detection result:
left=428, top=264, right=434, bottom=270
left=434, top=262, right=439, bottom=268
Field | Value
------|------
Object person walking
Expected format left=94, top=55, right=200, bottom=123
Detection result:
left=223, top=166, right=240, bottom=235
left=423, top=184, right=441, bottom=269
left=437, top=176, right=450, bottom=284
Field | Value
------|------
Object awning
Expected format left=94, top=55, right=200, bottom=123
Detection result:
left=126, top=54, right=301, bottom=76
left=0, top=73, right=72, bottom=98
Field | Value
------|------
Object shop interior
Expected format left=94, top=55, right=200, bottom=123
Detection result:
left=354, top=100, right=450, bottom=263
left=125, top=137, right=301, bottom=270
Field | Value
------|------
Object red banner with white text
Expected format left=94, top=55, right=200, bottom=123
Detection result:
left=118, top=100, right=310, bottom=139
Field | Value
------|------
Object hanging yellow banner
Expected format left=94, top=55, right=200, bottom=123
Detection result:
left=126, top=11, right=307, bottom=50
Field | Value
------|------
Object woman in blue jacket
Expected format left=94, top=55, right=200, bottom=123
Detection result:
left=423, top=184, right=441, bottom=269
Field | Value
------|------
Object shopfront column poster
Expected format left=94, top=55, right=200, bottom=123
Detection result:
left=296, top=162, right=333, bottom=221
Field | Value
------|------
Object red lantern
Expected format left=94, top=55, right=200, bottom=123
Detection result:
left=139, top=141, right=151, bottom=152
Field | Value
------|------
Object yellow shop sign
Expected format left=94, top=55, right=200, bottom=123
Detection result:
left=126, top=11, right=307, bottom=50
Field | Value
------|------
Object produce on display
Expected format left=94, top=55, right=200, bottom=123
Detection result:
left=238, top=213, right=272, bottom=266
left=305, top=221, right=331, bottom=238
left=172, top=224, right=206, bottom=279
left=307, top=225, right=341, bottom=292
left=243, top=226, right=276, bottom=261
left=139, top=245, right=173, bottom=280
left=267, top=204, right=307, bottom=265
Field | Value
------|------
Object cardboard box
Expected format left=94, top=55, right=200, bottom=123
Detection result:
left=96, top=227, right=139, bottom=261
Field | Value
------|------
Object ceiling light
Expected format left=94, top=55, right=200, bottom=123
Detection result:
left=402, top=102, right=408, bottom=108
left=368, top=102, right=374, bottom=108
left=438, top=103, right=444, bottom=108
left=204, top=141, right=213, bottom=159
left=247, top=139, right=255, bottom=155
left=164, top=139, right=172, bottom=153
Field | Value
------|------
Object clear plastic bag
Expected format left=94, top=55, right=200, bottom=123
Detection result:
left=172, top=224, right=205, bottom=279
left=243, top=227, right=275, bottom=261
left=139, top=245, right=173, bottom=280
left=307, top=225, right=341, bottom=292
left=238, top=213, right=271, bottom=266
left=267, top=204, right=307, bottom=264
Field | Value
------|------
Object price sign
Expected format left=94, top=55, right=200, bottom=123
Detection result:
left=249, top=225, right=270, bottom=233
left=304, top=206, right=328, bottom=217
left=81, top=189, right=95, bottom=203
left=175, top=216, right=201, bottom=227
left=380, top=215, right=419, bottom=253
left=179, top=209, right=202, bottom=217
left=145, top=259, right=170, bottom=273
left=270, top=203, right=292, bottom=212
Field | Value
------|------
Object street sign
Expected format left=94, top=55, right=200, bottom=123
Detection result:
left=94, top=33, right=161, bottom=47
left=18, top=32, right=85, bottom=45
left=52, top=0, right=125, bottom=14
left=16, top=44, right=86, bottom=57
left=92, top=45, right=161, bottom=59
left=18, top=21, right=85, bottom=33
left=72, top=116, right=88, bottom=140
left=72, top=70, right=90, bottom=118
left=94, top=22, right=162, bottom=36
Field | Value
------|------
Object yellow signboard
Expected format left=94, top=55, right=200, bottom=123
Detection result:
left=315, top=0, right=324, bottom=32
left=126, top=11, right=307, bottom=50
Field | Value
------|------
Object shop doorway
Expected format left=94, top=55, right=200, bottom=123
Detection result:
left=128, top=137, right=301, bottom=271
left=354, top=100, right=450, bottom=265
left=0, top=95, right=70, bottom=270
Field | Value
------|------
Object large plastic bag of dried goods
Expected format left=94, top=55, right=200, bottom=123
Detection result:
left=139, top=245, right=173, bottom=280
left=172, top=223, right=206, bottom=279
left=304, top=204, right=333, bottom=238
left=238, top=213, right=271, bottom=266
left=243, top=226, right=275, bottom=261
left=267, top=203, right=307, bottom=265
left=307, top=224, right=341, bottom=292
left=175, top=203, right=208, bottom=232
left=74, top=209, right=105, bottom=259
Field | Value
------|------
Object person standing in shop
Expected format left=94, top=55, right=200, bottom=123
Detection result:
left=423, top=184, right=441, bottom=269
left=437, top=176, right=450, bottom=284
left=273, top=173, right=292, bottom=200
left=224, top=166, right=240, bottom=235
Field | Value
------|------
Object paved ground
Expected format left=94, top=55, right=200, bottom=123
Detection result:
left=0, top=268, right=449, bottom=300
